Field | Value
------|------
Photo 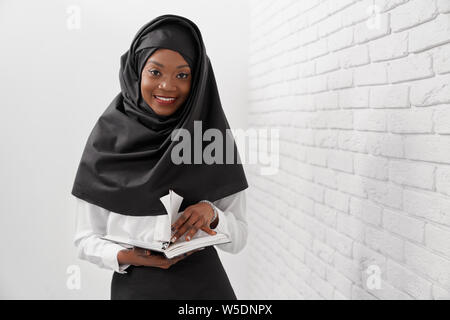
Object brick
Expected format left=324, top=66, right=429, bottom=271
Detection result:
left=327, top=110, right=353, bottom=129
left=432, top=285, right=450, bottom=299
left=434, top=104, right=450, bottom=134
left=369, top=31, right=408, bottom=62
left=328, top=150, right=354, bottom=173
left=339, top=87, right=370, bottom=109
left=388, top=159, right=434, bottom=190
left=298, top=61, right=316, bottom=77
left=298, top=179, right=325, bottom=203
left=318, top=11, right=342, bottom=37
left=354, top=153, right=389, bottom=181
left=313, top=238, right=335, bottom=264
left=404, top=134, right=450, bottom=164
left=405, top=242, right=450, bottom=289
left=339, top=44, right=369, bottom=67
left=315, top=54, right=340, bottom=75
left=341, top=0, right=375, bottom=26
left=387, top=52, right=433, bottom=83
left=437, top=0, right=450, bottom=13
left=328, top=27, right=354, bottom=52
left=336, top=172, right=368, bottom=198
left=404, top=189, right=450, bottom=227
left=364, top=225, right=404, bottom=260
left=337, top=212, right=365, bottom=242
left=314, top=91, right=339, bottom=110
left=388, top=109, right=433, bottom=133
left=315, top=202, right=338, bottom=227
left=298, top=25, right=318, bottom=46
left=314, top=166, right=337, bottom=189
left=354, top=109, right=387, bottom=132
left=409, top=14, right=450, bottom=52
left=310, top=111, right=329, bottom=129
left=383, top=209, right=425, bottom=243
left=362, top=178, right=403, bottom=209
left=335, top=252, right=363, bottom=284
left=386, top=259, right=433, bottom=299
left=349, top=197, right=382, bottom=226
left=306, top=147, right=328, bottom=166
left=326, top=266, right=353, bottom=298
left=305, top=251, right=327, bottom=279
left=370, top=84, right=409, bottom=109
left=328, top=69, right=353, bottom=89
left=374, top=0, right=409, bottom=12
left=390, top=0, right=437, bottom=32
left=338, top=130, right=368, bottom=153
left=436, top=166, right=450, bottom=196
left=325, top=188, right=350, bottom=212
left=308, top=74, right=328, bottom=93
left=432, top=43, right=450, bottom=74
left=354, top=62, right=388, bottom=86
left=307, top=38, right=328, bottom=60
left=425, top=224, right=450, bottom=259
left=310, top=272, right=335, bottom=299
left=325, top=227, right=354, bottom=257
left=314, top=130, right=337, bottom=148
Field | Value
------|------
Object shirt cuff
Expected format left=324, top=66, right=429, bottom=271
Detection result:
left=102, top=243, right=131, bottom=274
left=210, top=204, right=230, bottom=237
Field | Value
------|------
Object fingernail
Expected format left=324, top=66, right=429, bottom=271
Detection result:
left=186, top=236, right=190, bottom=241
left=171, top=236, right=177, bottom=243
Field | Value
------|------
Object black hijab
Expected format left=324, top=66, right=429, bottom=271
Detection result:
left=71, top=14, right=248, bottom=216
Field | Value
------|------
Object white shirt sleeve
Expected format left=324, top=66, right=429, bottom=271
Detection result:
left=73, top=197, right=131, bottom=274
left=210, top=189, right=248, bottom=254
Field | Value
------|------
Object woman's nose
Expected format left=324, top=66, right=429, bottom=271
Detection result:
left=158, top=79, right=176, bottom=91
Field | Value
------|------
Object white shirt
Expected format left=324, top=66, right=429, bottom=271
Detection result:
left=73, top=190, right=247, bottom=274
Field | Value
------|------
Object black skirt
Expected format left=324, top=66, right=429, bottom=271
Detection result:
left=110, top=245, right=237, bottom=300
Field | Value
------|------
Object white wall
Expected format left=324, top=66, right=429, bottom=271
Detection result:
left=0, top=0, right=250, bottom=299
left=246, top=0, right=450, bottom=299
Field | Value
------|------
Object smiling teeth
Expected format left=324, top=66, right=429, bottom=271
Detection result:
left=156, top=96, right=175, bottom=101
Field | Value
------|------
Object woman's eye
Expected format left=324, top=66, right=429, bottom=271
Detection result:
left=149, top=70, right=160, bottom=76
left=177, top=73, right=189, bottom=79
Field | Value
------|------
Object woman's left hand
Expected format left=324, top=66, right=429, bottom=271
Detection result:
left=170, top=202, right=217, bottom=243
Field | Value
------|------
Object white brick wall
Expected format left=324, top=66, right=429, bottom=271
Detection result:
left=246, top=0, right=450, bottom=299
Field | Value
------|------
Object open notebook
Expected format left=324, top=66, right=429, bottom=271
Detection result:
left=101, top=189, right=231, bottom=259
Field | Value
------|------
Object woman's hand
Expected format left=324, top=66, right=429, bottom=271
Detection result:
left=117, top=247, right=200, bottom=269
left=170, top=202, right=218, bottom=243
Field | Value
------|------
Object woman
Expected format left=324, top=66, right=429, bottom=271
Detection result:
left=71, top=14, right=248, bottom=300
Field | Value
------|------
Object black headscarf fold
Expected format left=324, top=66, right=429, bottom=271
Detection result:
left=71, top=14, right=248, bottom=216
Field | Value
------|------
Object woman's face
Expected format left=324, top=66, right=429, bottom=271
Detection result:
left=140, top=48, right=192, bottom=116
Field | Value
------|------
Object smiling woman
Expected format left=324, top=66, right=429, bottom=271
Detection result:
left=141, top=48, right=192, bottom=116
left=71, top=14, right=249, bottom=300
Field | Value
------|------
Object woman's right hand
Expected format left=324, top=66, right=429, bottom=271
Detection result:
left=117, top=246, right=197, bottom=269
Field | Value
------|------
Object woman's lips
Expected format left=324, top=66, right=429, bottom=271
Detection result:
left=153, top=95, right=177, bottom=105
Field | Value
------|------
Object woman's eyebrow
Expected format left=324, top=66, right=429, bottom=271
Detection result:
left=147, top=60, right=190, bottom=69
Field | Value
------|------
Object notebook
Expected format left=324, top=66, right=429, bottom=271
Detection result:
left=101, top=189, right=231, bottom=259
